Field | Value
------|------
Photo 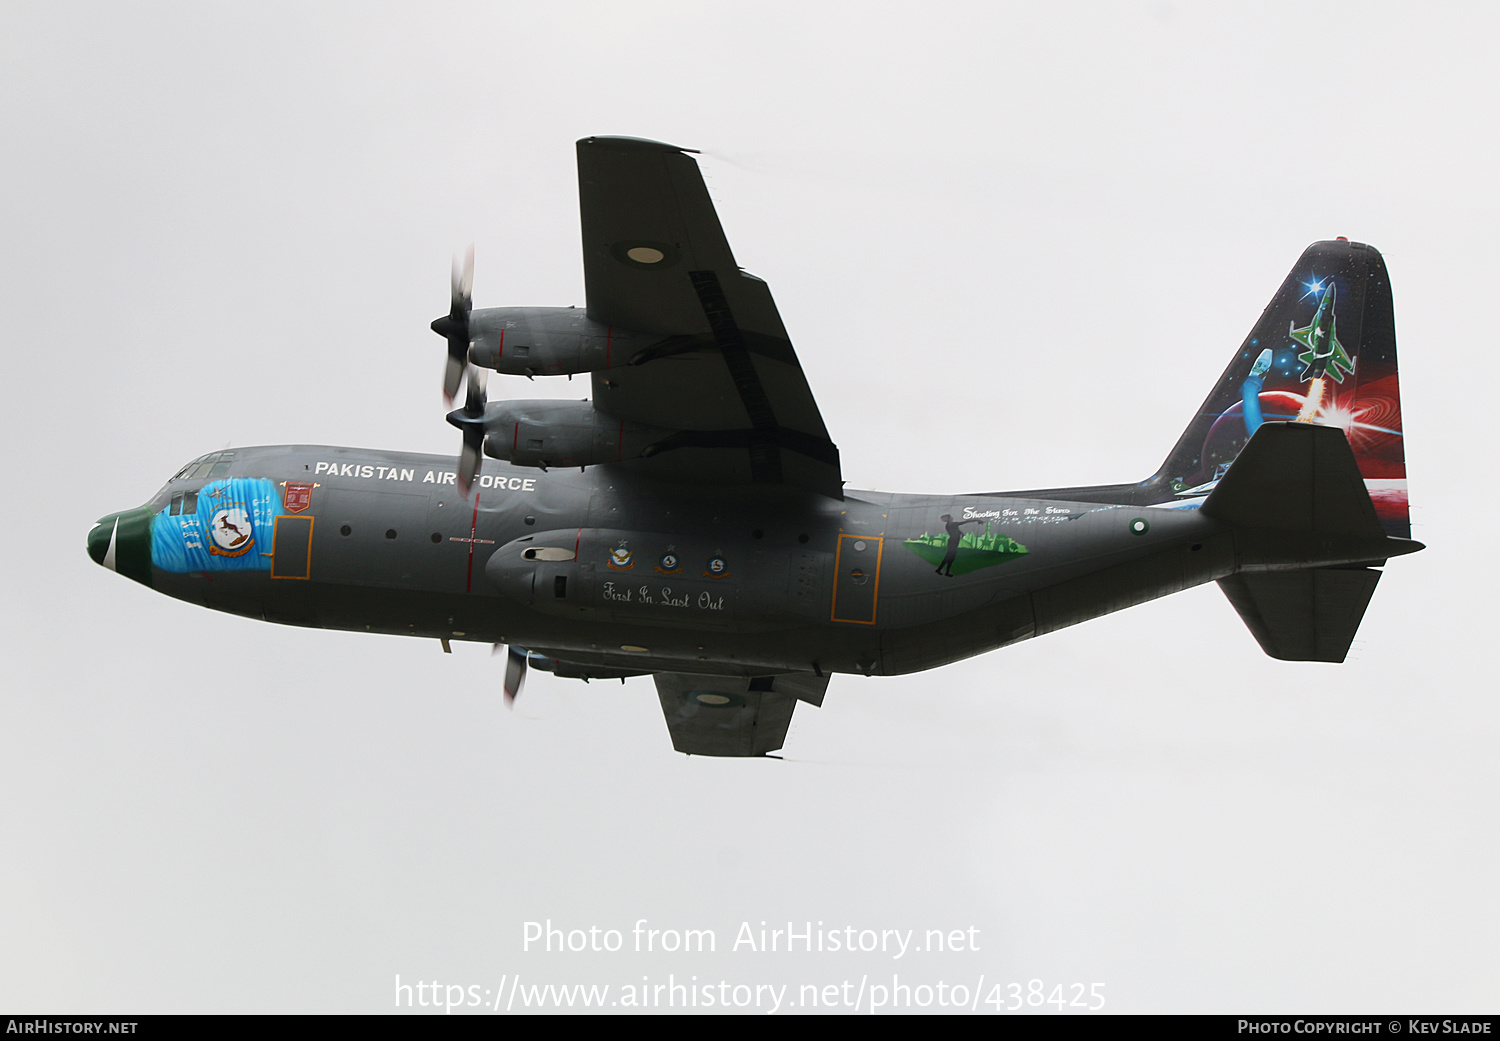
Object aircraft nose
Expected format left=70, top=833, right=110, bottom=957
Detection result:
left=86, top=518, right=113, bottom=566
left=87, top=507, right=155, bottom=587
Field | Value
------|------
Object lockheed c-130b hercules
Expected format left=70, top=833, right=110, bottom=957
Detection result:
left=87, top=136, right=1423, bottom=757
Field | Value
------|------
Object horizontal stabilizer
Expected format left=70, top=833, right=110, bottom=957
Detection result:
left=1201, top=422, right=1384, bottom=537
left=1218, top=568, right=1381, bottom=662
left=654, top=673, right=827, bottom=757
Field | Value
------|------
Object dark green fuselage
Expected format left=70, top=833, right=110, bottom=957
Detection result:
left=89, top=444, right=1236, bottom=679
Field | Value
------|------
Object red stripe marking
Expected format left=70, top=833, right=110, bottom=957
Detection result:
left=497, top=328, right=504, bottom=358
left=574, top=528, right=581, bottom=561
left=465, top=494, right=481, bottom=592
left=513, top=421, right=519, bottom=453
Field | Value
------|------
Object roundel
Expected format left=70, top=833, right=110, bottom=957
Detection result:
left=689, top=691, right=743, bottom=707
left=209, top=507, right=254, bottom=555
left=610, top=241, right=680, bottom=269
left=1129, top=517, right=1150, bottom=536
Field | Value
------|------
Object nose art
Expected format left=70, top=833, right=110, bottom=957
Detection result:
left=87, top=507, right=155, bottom=587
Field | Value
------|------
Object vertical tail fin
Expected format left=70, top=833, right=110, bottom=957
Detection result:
left=1149, top=240, right=1409, bottom=537
left=999, top=241, right=1409, bottom=538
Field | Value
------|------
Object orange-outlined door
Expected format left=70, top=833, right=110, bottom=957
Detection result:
left=831, top=535, right=883, bottom=624
left=270, top=515, right=314, bottom=579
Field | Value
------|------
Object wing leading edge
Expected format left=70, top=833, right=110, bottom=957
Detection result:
left=577, top=136, right=842, bottom=498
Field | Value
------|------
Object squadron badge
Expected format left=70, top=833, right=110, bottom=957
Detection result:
left=281, top=481, right=318, bottom=513
left=208, top=507, right=255, bottom=557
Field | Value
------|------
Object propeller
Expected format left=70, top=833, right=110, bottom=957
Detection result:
left=445, top=362, right=488, bottom=495
left=431, top=245, right=474, bottom=404
left=494, top=643, right=528, bottom=707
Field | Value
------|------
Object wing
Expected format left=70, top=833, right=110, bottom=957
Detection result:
left=577, top=136, right=842, bottom=499
left=654, top=672, right=828, bottom=757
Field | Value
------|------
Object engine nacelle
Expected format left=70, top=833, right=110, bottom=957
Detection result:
left=467, top=307, right=687, bottom=376
left=480, top=400, right=670, bottom=469
left=525, top=653, right=648, bottom=681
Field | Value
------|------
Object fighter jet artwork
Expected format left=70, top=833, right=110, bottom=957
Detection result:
left=1290, top=281, right=1355, bottom=383
left=87, top=136, right=1422, bottom=757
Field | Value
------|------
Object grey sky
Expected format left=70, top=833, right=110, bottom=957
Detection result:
left=2, top=1, right=1495, bottom=1013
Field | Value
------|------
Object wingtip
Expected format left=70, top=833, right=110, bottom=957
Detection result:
left=577, top=135, right=699, bottom=154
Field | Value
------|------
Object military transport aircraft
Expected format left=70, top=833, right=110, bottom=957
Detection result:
left=87, top=136, right=1422, bottom=757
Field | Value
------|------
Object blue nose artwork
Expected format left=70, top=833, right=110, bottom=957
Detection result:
left=150, top=478, right=283, bottom=573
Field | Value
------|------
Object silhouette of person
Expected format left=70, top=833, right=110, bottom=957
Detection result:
left=936, top=514, right=978, bottom=576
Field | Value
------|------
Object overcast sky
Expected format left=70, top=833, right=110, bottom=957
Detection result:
left=2, top=1, right=1496, bottom=1014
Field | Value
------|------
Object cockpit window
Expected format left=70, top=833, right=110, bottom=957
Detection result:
left=168, top=489, right=200, bottom=516
left=172, top=451, right=236, bottom=481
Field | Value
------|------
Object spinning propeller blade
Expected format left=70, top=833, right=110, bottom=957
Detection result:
left=495, top=643, right=528, bottom=707
left=447, top=363, right=488, bottom=496
left=432, top=245, right=474, bottom=404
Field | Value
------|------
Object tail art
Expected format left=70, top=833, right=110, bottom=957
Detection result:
left=1009, top=240, right=1409, bottom=540
left=1151, top=239, right=1409, bottom=537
